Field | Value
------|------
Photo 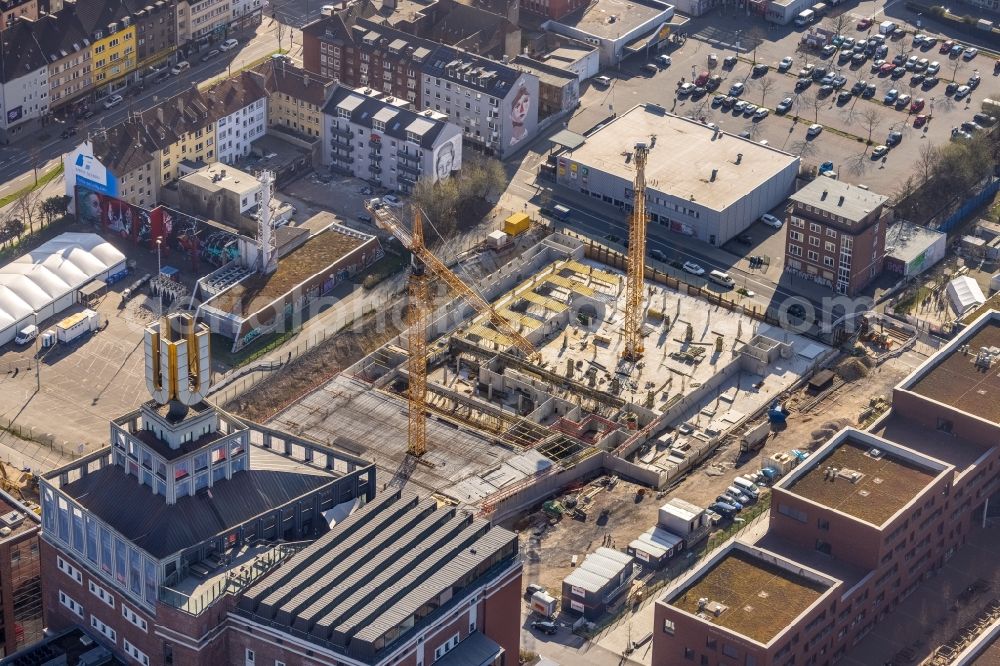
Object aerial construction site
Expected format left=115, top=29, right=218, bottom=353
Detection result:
left=264, top=144, right=833, bottom=534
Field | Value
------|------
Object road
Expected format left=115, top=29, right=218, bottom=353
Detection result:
left=0, top=19, right=295, bottom=187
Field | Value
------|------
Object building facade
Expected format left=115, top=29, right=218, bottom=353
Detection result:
left=554, top=105, right=799, bottom=246
left=0, top=20, right=49, bottom=142
left=783, top=179, right=890, bottom=296
left=129, top=0, right=177, bottom=71
left=214, top=94, right=266, bottom=165
left=90, top=20, right=137, bottom=96
left=261, top=61, right=335, bottom=141
left=36, top=8, right=92, bottom=112
left=421, top=47, right=539, bottom=158
left=654, top=310, right=1000, bottom=666
left=0, top=0, right=37, bottom=28
left=0, top=490, right=43, bottom=657
left=322, top=86, right=462, bottom=192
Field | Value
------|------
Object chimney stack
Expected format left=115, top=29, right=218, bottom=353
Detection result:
left=303, top=74, right=310, bottom=87
left=710, top=168, right=718, bottom=182
left=176, top=97, right=184, bottom=115
left=838, top=195, right=845, bottom=206
left=821, top=189, right=828, bottom=200
left=735, top=153, right=742, bottom=165
left=156, top=106, right=164, bottom=124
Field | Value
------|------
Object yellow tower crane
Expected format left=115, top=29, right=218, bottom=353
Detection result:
left=364, top=201, right=538, bottom=457
left=622, top=141, right=650, bottom=361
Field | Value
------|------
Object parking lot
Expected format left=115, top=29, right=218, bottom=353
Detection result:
left=570, top=8, right=996, bottom=194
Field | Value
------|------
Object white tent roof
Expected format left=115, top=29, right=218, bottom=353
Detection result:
left=0, top=233, right=126, bottom=330
left=946, top=276, right=986, bottom=315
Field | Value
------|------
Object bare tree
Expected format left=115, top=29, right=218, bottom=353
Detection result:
left=825, top=13, right=851, bottom=41
left=747, top=27, right=767, bottom=66
left=276, top=19, right=287, bottom=53
left=917, top=142, right=938, bottom=183
left=950, top=57, right=963, bottom=83
left=790, top=138, right=818, bottom=158
left=756, top=77, right=776, bottom=106
left=800, top=91, right=823, bottom=122
left=860, top=106, right=882, bottom=145
left=742, top=121, right=763, bottom=140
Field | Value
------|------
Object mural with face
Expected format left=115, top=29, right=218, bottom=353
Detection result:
left=435, top=141, right=456, bottom=180
left=510, top=85, right=531, bottom=146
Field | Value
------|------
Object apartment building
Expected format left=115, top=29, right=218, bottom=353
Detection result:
left=654, top=309, right=1000, bottom=666
left=322, top=86, right=462, bottom=192
left=127, top=0, right=176, bottom=70
left=0, top=0, right=38, bottom=28
left=66, top=71, right=267, bottom=208
left=0, top=21, right=49, bottom=142
left=182, top=0, right=231, bottom=41
left=261, top=61, right=335, bottom=140
left=0, top=490, right=43, bottom=656
left=784, top=178, right=891, bottom=296
left=421, top=46, right=539, bottom=158
left=302, top=15, right=439, bottom=106
left=34, top=8, right=92, bottom=112
left=90, top=19, right=136, bottom=97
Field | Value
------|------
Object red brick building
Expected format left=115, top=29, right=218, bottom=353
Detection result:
left=783, top=179, right=891, bottom=296
left=302, top=15, right=441, bottom=106
left=0, top=489, right=43, bottom=657
left=654, top=310, right=1000, bottom=666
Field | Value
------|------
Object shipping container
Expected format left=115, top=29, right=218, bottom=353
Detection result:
left=503, top=213, right=531, bottom=236
left=55, top=309, right=99, bottom=344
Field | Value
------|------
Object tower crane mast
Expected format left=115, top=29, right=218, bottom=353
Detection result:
left=622, top=142, right=650, bottom=361
left=364, top=201, right=538, bottom=457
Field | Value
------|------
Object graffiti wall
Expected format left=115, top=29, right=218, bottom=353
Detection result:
left=74, top=186, right=240, bottom=270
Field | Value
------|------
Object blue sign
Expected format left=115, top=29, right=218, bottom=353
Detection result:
left=74, top=152, right=118, bottom=197
left=6, top=106, right=22, bottom=124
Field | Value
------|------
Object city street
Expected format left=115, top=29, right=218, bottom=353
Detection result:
left=0, top=18, right=298, bottom=188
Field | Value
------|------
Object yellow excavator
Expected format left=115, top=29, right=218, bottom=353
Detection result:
left=0, top=462, right=38, bottom=506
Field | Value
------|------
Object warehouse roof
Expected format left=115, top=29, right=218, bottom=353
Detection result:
left=560, top=105, right=798, bottom=213
left=238, top=490, right=518, bottom=660
left=0, top=232, right=125, bottom=332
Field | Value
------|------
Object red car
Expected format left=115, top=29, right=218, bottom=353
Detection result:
left=857, top=17, right=872, bottom=29
left=910, top=98, right=925, bottom=113
left=914, top=114, right=928, bottom=128
left=879, top=62, right=895, bottom=74
left=695, top=70, right=710, bottom=86
left=939, top=40, right=954, bottom=54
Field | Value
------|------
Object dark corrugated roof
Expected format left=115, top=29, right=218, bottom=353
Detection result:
left=60, top=463, right=336, bottom=559
left=258, top=60, right=334, bottom=107
left=432, top=632, right=503, bottom=666
left=238, top=491, right=518, bottom=659
left=422, top=44, right=521, bottom=97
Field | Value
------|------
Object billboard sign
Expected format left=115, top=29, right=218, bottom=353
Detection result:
left=6, top=106, right=22, bottom=125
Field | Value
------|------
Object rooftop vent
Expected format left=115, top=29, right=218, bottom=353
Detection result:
left=821, top=189, right=828, bottom=200
left=710, top=168, right=718, bottom=182
left=867, top=448, right=884, bottom=460
left=0, top=511, right=24, bottom=529
left=838, top=195, right=845, bottom=206
left=735, top=153, right=742, bottom=165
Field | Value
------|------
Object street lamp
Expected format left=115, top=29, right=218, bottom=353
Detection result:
left=156, top=237, right=163, bottom=319
left=33, top=311, right=39, bottom=393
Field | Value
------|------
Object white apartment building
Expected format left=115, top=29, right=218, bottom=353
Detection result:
left=230, top=0, right=261, bottom=21
left=216, top=97, right=267, bottom=165
left=322, top=87, right=462, bottom=193
left=420, top=47, right=539, bottom=159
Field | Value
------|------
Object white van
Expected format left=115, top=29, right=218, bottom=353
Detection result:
left=878, top=20, right=897, bottom=35
left=709, top=270, right=735, bottom=288
left=14, top=324, right=38, bottom=345
left=170, top=60, right=190, bottom=75
left=733, top=476, right=761, bottom=498
left=794, top=8, right=815, bottom=26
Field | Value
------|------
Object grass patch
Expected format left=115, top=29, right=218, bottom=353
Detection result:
left=894, top=285, right=932, bottom=314
left=358, top=248, right=408, bottom=289
left=0, top=163, right=63, bottom=210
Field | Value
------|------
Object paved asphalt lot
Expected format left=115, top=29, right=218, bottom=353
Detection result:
left=571, top=6, right=996, bottom=195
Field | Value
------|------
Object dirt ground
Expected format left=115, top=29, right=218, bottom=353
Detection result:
left=225, top=304, right=403, bottom=421
left=513, top=347, right=922, bottom=597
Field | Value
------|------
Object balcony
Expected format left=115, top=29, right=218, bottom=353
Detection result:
left=399, top=160, right=420, bottom=176
left=398, top=151, right=420, bottom=165
left=330, top=125, right=353, bottom=139
left=329, top=138, right=353, bottom=152
left=368, top=150, right=383, bottom=161
left=369, top=164, right=383, bottom=175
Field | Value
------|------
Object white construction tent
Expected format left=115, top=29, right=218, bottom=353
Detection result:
left=946, top=276, right=986, bottom=316
left=0, top=233, right=126, bottom=345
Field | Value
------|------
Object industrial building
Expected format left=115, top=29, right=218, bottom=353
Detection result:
left=884, top=221, right=947, bottom=278
left=783, top=178, right=891, bottom=296
left=654, top=310, right=1000, bottom=666
left=553, top=105, right=800, bottom=246
left=236, top=490, right=522, bottom=665
left=40, top=314, right=380, bottom=666
left=196, top=214, right=382, bottom=350
left=542, top=0, right=678, bottom=66
left=0, top=232, right=126, bottom=346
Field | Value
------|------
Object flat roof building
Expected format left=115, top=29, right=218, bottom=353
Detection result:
left=554, top=105, right=799, bottom=246
left=784, top=178, right=892, bottom=295
left=236, top=490, right=521, bottom=665
left=543, top=0, right=677, bottom=65
left=562, top=547, right=635, bottom=619
left=655, top=310, right=1000, bottom=666
left=884, top=221, right=947, bottom=278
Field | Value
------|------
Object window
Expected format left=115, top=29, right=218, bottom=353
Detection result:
left=824, top=256, right=835, bottom=267
left=58, top=555, right=83, bottom=584
left=684, top=648, right=695, bottom=660
left=809, top=236, right=820, bottom=247
left=434, top=634, right=460, bottom=660
left=663, top=619, right=676, bottom=634
left=59, top=590, right=84, bottom=617
left=825, top=241, right=836, bottom=252
left=89, top=580, right=115, bottom=608
left=808, top=250, right=819, bottom=261
left=123, top=639, right=149, bottom=666
left=91, top=614, right=117, bottom=643
left=722, top=644, right=739, bottom=658
left=809, top=222, right=821, bottom=232
left=245, top=649, right=255, bottom=665
left=826, top=228, right=837, bottom=237
left=122, top=604, right=148, bottom=631
left=787, top=244, right=802, bottom=257
left=789, top=230, right=803, bottom=242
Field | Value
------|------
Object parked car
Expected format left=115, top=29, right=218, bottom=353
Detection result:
left=717, top=494, right=743, bottom=511
left=742, top=103, right=758, bottom=116
left=884, top=89, right=899, bottom=104
left=964, top=47, right=978, bottom=60
left=728, top=82, right=745, bottom=96
left=752, top=63, right=769, bottom=76
left=913, top=114, right=928, bottom=128
left=735, top=233, right=753, bottom=246
left=201, top=48, right=221, bottom=62
left=776, top=97, right=793, bottom=114
left=939, top=40, right=954, bottom=54
left=678, top=82, right=695, bottom=95
left=761, top=213, right=783, bottom=228
left=682, top=261, right=705, bottom=276
left=642, top=63, right=658, bottom=75
left=657, top=54, right=672, bottom=67
left=886, top=130, right=902, bottom=146
left=778, top=56, right=793, bottom=71
left=712, top=93, right=725, bottom=106
left=961, top=120, right=982, bottom=133
left=220, top=38, right=240, bottom=51
left=103, top=94, right=124, bottom=109
left=795, top=77, right=811, bottom=91
left=726, top=486, right=751, bottom=505
left=837, top=90, right=852, bottom=103
left=927, top=60, right=941, bottom=74
left=806, top=123, right=823, bottom=137
left=170, top=60, right=190, bottom=75
left=723, top=55, right=737, bottom=68
left=382, top=194, right=403, bottom=207
left=532, top=621, right=558, bottom=635
left=649, top=248, right=667, bottom=262
left=871, top=145, right=889, bottom=159
left=733, top=100, right=747, bottom=113
left=753, top=107, right=769, bottom=120
left=821, top=44, right=837, bottom=57
left=708, top=501, right=738, bottom=519
left=973, top=112, right=997, bottom=126
left=594, top=75, right=612, bottom=87
left=955, top=85, right=971, bottom=100
left=895, top=93, right=911, bottom=108
left=706, top=75, right=723, bottom=91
